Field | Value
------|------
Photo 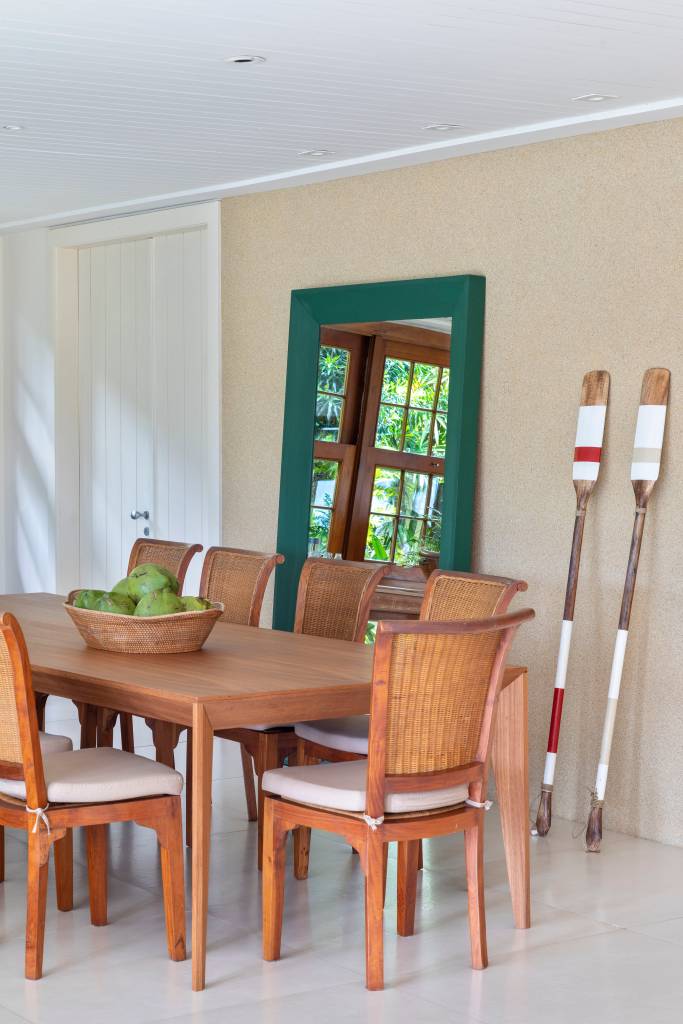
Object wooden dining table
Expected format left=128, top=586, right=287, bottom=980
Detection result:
left=3, top=593, right=530, bottom=991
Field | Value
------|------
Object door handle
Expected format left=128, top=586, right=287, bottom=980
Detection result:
left=130, top=510, right=150, bottom=521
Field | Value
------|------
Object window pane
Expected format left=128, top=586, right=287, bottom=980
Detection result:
left=317, top=346, right=349, bottom=394
left=365, top=514, right=394, bottom=561
left=394, top=517, right=424, bottom=565
left=371, top=467, right=401, bottom=514
left=314, top=394, right=344, bottom=442
left=409, top=362, right=439, bottom=409
left=437, top=367, right=450, bottom=411
left=381, top=358, right=410, bottom=405
left=403, top=409, right=431, bottom=454
left=429, top=475, right=445, bottom=516
left=432, top=412, right=448, bottom=457
left=425, top=476, right=444, bottom=552
left=400, top=472, right=429, bottom=517
left=308, top=508, right=332, bottom=555
left=375, top=403, right=404, bottom=450
left=311, top=459, right=339, bottom=508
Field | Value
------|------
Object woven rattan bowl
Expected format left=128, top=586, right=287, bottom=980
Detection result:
left=64, top=590, right=224, bottom=654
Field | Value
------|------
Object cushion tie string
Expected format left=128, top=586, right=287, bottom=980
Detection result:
left=25, top=804, right=51, bottom=834
left=362, top=814, right=384, bottom=831
left=466, top=798, right=493, bottom=811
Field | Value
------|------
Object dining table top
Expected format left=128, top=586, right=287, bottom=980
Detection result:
left=1, top=593, right=525, bottom=732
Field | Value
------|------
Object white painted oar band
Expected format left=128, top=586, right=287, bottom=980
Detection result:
left=553, top=620, right=573, bottom=691
left=595, top=762, right=610, bottom=801
left=543, top=752, right=556, bottom=786
left=572, top=405, right=607, bottom=481
left=593, top=630, right=629, bottom=801
left=631, top=405, right=666, bottom=481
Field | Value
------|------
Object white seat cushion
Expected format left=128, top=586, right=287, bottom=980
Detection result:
left=262, top=759, right=468, bottom=814
left=39, top=732, right=73, bottom=754
left=0, top=747, right=183, bottom=804
left=295, top=716, right=369, bottom=755
left=237, top=724, right=293, bottom=732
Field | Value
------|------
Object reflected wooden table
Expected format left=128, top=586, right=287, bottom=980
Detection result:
left=3, top=593, right=529, bottom=991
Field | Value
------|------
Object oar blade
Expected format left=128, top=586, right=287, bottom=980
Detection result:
left=573, top=370, right=610, bottom=484
left=631, top=367, right=670, bottom=486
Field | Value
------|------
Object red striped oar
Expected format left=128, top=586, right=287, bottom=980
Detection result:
left=585, top=367, right=670, bottom=851
left=535, top=370, right=610, bottom=836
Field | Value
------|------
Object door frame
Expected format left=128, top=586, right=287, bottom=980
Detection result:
left=51, top=202, right=222, bottom=592
left=273, top=274, right=485, bottom=631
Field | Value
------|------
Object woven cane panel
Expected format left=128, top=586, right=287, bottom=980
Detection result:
left=300, top=563, right=374, bottom=641
left=0, top=633, right=22, bottom=765
left=423, top=575, right=507, bottom=621
left=384, top=629, right=500, bottom=775
left=203, top=551, right=269, bottom=624
left=130, top=542, right=190, bottom=578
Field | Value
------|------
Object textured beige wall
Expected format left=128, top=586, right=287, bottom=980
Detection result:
left=222, top=118, right=683, bottom=846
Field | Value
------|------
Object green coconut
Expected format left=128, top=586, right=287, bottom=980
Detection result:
left=134, top=589, right=185, bottom=617
left=95, top=592, right=136, bottom=615
left=181, top=596, right=212, bottom=611
left=127, top=563, right=179, bottom=602
left=73, top=589, right=106, bottom=610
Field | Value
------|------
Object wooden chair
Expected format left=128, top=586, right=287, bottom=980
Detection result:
left=292, top=569, right=528, bottom=878
left=0, top=613, right=186, bottom=979
left=98, top=537, right=203, bottom=753
left=262, top=607, right=534, bottom=989
left=215, top=557, right=389, bottom=867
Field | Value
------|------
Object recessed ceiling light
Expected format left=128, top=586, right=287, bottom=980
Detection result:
left=225, top=54, right=266, bottom=64
left=572, top=93, right=618, bottom=103
left=297, top=149, right=333, bottom=158
left=422, top=123, right=465, bottom=131
left=2, top=124, right=24, bottom=131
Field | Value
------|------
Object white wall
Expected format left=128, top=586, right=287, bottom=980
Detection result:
left=0, top=229, right=56, bottom=593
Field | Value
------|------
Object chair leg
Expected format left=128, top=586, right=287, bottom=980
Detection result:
left=120, top=713, right=135, bottom=753
left=0, top=824, right=4, bottom=883
left=97, top=708, right=117, bottom=748
left=157, top=797, right=186, bottom=962
left=293, top=740, right=320, bottom=880
left=77, top=702, right=97, bottom=748
left=25, top=831, right=49, bottom=980
left=256, top=733, right=282, bottom=871
left=397, top=839, right=420, bottom=936
left=418, top=839, right=423, bottom=870
left=464, top=818, right=488, bottom=970
left=262, top=798, right=287, bottom=962
left=364, top=833, right=385, bottom=991
left=54, top=828, right=73, bottom=912
left=86, top=824, right=108, bottom=926
left=240, top=744, right=258, bottom=822
left=185, top=728, right=193, bottom=847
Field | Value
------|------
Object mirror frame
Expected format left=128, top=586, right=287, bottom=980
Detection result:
left=273, top=274, right=485, bottom=630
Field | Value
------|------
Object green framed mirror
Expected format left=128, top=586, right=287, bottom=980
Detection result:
left=273, top=274, right=485, bottom=630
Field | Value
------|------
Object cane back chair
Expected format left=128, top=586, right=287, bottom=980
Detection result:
left=262, top=607, right=534, bottom=989
left=96, top=537, right=203, bottom=753
left=0, top=613, right=186, bottom=979
left=292, top=569, right=528, bottom=879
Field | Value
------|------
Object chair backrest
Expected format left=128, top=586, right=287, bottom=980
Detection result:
left=0, top=613, right=46, bottom=809
left=365, top=609, right=534, bottom=818
left=199, top=547, right=284, bottom=626
left=294, top=559, right=390, bottom=643
left=127, top=538, right=203, bottom=595
left=421, top=569, right=527, bottom=621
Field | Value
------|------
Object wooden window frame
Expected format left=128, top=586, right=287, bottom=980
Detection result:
left=274, top=275, right=485, bottom=631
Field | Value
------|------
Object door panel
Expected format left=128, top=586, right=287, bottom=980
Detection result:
left=76, top=229, right=207, bottom=594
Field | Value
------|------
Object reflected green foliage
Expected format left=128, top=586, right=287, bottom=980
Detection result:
left=311, top=459, right=338, bottom=506
left=437, top=368, right=450, bottom=411
left=365, top=620, right=377, bottom=645
left=432, top=412, right=448, bottom=457
left=410, top=362, right=439, bottom=409
left=400, top=472, right=429, bottom=517
left=404, top=409, right=432, bottom=454
left=375, top=404, right=404, bottom=450
left=309, top=508, right=332, bottom=555
left=380, top=358, right=410, bottom=404
left=371, top=467, right=400, bottom=514
left=314, top=394, right=343, bottom=442
left=395, top=517, right=424, bottom=565
left=318, top=346, right=349, bottom=393
left=365, top=514, right=393, bottom=561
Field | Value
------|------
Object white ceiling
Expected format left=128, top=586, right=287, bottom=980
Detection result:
left=1, top=0, right=681, bottom=230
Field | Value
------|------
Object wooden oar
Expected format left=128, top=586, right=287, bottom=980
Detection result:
left=535, top=371, right=610, bottom=836
left=585, top=367, right=670, bottom=852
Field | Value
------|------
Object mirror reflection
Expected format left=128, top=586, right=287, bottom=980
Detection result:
left=308, top=318, right=452, bottom=576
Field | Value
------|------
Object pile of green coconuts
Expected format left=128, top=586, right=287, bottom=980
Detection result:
left=74, top=563, right=212, bottom=617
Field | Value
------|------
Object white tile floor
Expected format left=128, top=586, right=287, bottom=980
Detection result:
left=0, top=697, right=681, bottom=1023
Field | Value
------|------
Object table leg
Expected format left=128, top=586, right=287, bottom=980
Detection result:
left=76, top=703, right=98, bottom=749
left=491, top=670, right=530, bottom=929
left=191, top=704, right=213, bottom=991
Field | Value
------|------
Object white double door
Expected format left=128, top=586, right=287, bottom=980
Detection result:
left=74, top=228, right=214, bottom=595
